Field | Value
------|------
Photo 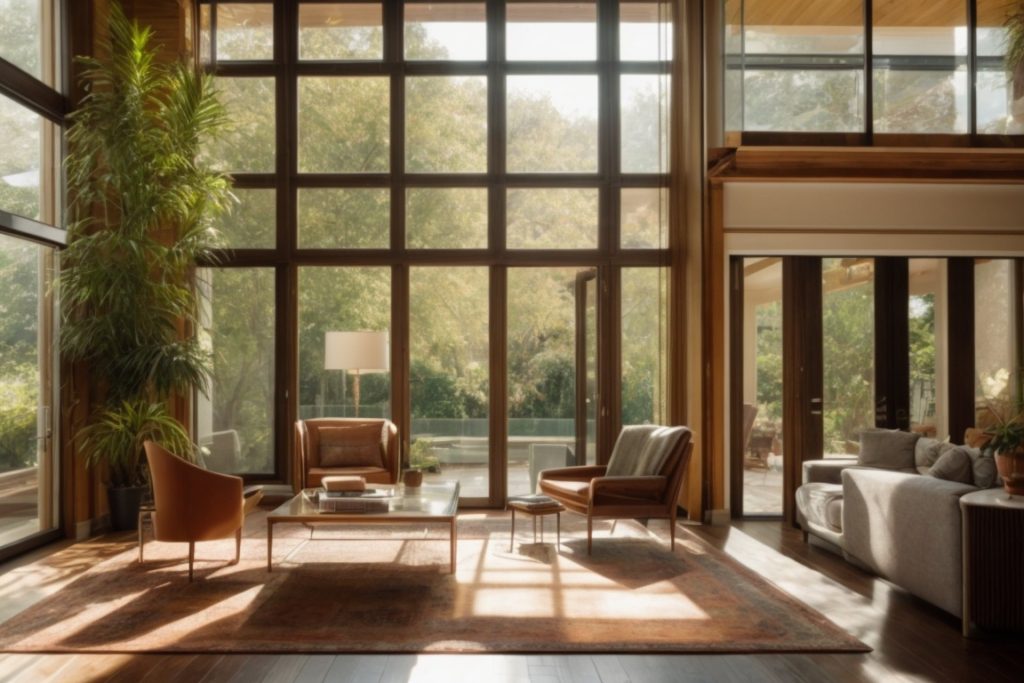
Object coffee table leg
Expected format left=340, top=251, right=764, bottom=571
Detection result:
left=557, top=512, right=561, bottom=548
left=267, top=521, right=273, bottom=573
left=450, top=517, right=457, bottom=574
left=509, top=507, right=515, bottom=552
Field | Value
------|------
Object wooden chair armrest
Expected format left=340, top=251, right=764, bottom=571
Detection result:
left=539, top=465, right=608, bottom=481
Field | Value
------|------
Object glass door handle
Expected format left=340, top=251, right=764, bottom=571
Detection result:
left=810, top=397, right=823, bottom=416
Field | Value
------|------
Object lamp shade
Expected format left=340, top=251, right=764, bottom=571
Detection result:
left=324, top=331, right=390, bottom=372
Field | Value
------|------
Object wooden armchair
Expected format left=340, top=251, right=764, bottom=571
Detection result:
left=143, top=441, right=247, bottom=581
left=293, top=418, right=401, bottom=491
left=539, top=425, right=694, bottom=554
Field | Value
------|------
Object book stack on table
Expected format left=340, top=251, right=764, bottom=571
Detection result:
left=315, top=476, right=393, bottom=513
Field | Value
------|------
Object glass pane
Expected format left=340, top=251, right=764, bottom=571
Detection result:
left=405, top=3, right=487, bottom=61
left=298, top=188, right=390, bottom=249
left=299, top=3, right=383, bottom=61
left=506, top=2, right=596, bottom=61
left=298, top=77, right=390, bottom=173
left=976, top=0, right=1024, bottom=134
left=873, top=0, right=968, bottom=133
left=0, top=0, right=43, bottom=80
left=197, top=268, right=276, bottom=475
left=406, top=188, right=488, bottom=249
left=508, top=268, right=578, bottom=494
left=507, top=75, right=598, bottom=173
left=975, top=259, right=1018, bottom=410
left=0, top=93, right=55, bottom=222
left=206, top=77, right=276, bottom=173
left=822, top=257, right=875, bottom=455
left=410, top=267, right=489, bottom=498
left=506, top=188, right=598, bottom=249
left=742, top=0, right=864, bottom=54
left=216, top=188, right=275, bottom=249
left=298, top=267, right=392, bottom=420
left=621, top=74, right=669, bottom=173
left=724, top=0, right=743, bottom=133
left=621, top=187, right=667, bottom=249
left=739, top=0, right=864, bottom=133
left=622, top=268, right=668, bottom=426
left=909, top=258, right=943, bottom=438
left=743, top=71, right=865, bottom=132
left=216, top=3, right=274, bottom=61
left=741, top=257, right=783, bottom=515
left=0, top=234, right=57, bottom=547
left=620, top=1, right=673, bottom=61
left=199, top=4, right=212, bottom=64
left=406, top=76, right=487, bottom=173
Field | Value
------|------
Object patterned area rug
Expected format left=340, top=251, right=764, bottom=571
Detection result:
left=0, top=511, right=868, bottom=653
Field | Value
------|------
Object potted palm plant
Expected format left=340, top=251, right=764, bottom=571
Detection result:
left=61, top=3, right=232, bottom=529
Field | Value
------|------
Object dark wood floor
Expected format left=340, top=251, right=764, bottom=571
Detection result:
left=0, top=518, right=1020, bottom=682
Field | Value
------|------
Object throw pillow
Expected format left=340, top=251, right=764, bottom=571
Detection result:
left=318, top=424, right=385, bottom=468
left=914, top=437, right=953, bottom=470
left=963, top=446, right=998, bottom=489
left=858, top=429, right=920, bottom=470
left=927, top=448, right=974, bottom=485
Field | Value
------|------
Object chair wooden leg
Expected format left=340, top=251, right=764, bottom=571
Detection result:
left=188, top=541, right=195, bottom=582
left=137, top=512, right=144, bottom=564
left=670, top=516, right=676, bottom=551
left=587, top=517, right=593, bottom=555
left=234, top=528, right=242, bottom=564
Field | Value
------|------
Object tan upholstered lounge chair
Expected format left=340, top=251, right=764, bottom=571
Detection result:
left=293, top=418, right=401, bottom=491
left=143, top=441, right=246, bottom=581
left=539, top=425, right=694, bottom=554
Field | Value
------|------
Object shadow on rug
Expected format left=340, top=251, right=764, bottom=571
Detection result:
left=0, top=512, right=869, bottom=654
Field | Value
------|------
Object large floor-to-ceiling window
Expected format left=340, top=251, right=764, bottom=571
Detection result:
left=196, top=0, right=673, bottom=504
left=0, top=0, right=63, bottom=558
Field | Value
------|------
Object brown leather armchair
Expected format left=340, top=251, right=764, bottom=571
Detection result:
left=293, top=418, right=401, bottom=491
left=143, top=441, right=245, bottom=581
left=539, top=426, right=694, bottom=554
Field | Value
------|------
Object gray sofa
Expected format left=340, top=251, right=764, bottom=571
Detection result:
left=796, top=432, right=994, bottom=620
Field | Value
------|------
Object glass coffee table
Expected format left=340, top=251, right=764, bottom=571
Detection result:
left=266, top=481, right=460, bottom=573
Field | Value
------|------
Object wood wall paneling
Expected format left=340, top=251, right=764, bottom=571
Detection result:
left=947, top=258, right=976, bottom=443
left=874, top=258, right=910, bottom=430
left=782, top=257, right=823, bottom=526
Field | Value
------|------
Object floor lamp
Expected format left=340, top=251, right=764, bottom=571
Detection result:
left=324, top=331, right=390, bottom=417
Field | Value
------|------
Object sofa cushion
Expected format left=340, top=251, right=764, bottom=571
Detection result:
left=927, top=447, right=974, bottom=485
left=318, top=425, right=385, bottom=468
left=964, top=446, right=998, bottom=488
left=540, top=479, right=590, bottom=506
left=796, top=483, right=844, bottom=533
left=858, top=429, right=920, bottom=470
left=915, top=437, right=953, bottom=470
left=606, top=423, right=655, bottom=479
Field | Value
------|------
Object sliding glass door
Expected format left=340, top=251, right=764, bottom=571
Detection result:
left=0, top=233, right=57, bottom=550
left=732, top=255, right=1023, bottom=520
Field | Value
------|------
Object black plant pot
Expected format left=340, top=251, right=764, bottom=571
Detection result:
left=107, top=485, right=148, bottom=531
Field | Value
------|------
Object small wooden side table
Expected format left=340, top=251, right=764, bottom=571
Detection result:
left=508, top=499, right=565, bottom=551
left=960, top=488, right=1024, bottom=637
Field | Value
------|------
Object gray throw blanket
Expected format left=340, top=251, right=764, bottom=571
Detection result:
left=606, top=425, right=683, bottom=477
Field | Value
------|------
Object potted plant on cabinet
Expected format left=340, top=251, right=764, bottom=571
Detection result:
left=61, top=3, right=232, bottom=529
left=984, top=411, right=1024, bottom=496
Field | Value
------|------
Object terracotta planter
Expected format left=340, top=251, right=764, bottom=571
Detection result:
left=995, top=450, right=1024, bottom=496
left=403, top=469, right=423, bottom=488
